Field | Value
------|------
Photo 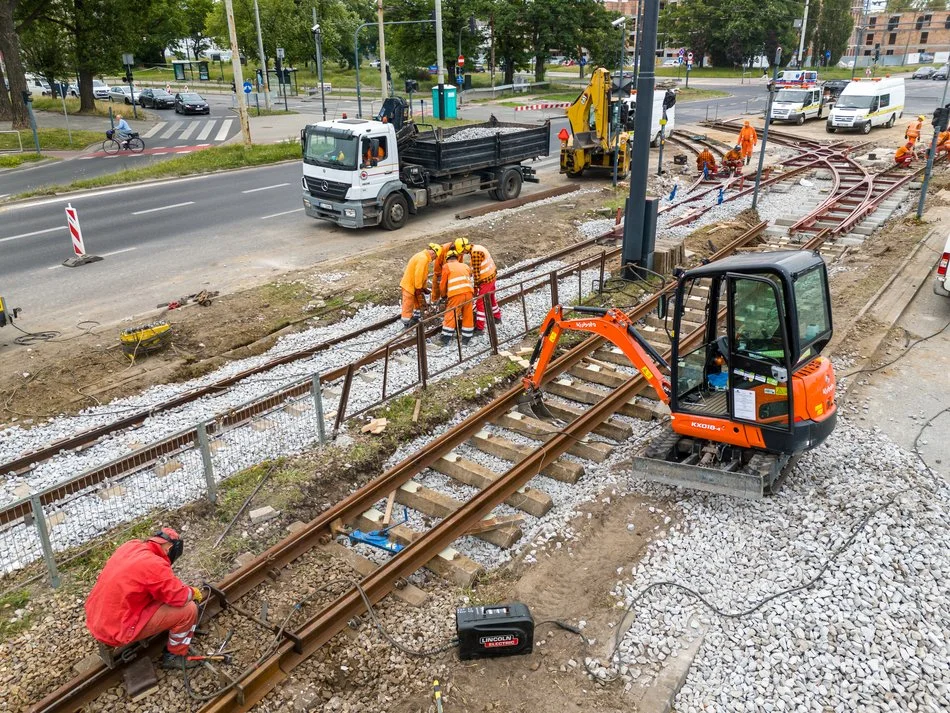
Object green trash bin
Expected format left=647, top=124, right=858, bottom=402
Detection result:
left=431, top=85, right=457, bottom=119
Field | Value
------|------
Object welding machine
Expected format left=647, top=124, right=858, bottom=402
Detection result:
left=0, top=296, right=21, bottom=328
left=456, top=602, right=534, bottom=660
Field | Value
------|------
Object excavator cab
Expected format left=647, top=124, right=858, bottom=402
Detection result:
left=519, top=250, right=837, bottom=499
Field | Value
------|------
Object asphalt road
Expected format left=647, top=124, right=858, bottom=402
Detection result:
left=0, top=155, right=561, bottom=333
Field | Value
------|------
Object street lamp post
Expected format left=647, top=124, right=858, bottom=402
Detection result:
left=612, top=17, right=626, bottom=188
left=916, top=72, right=950, bottom=219
left=752, top=47, right=782, bottom=211
left=312, top=16, right=326, bottom=121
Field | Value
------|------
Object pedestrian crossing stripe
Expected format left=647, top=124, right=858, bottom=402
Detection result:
left=139, top=119, right=232, bottom=143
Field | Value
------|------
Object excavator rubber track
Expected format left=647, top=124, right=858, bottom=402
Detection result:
left=630, top=425, right=795, bottom=500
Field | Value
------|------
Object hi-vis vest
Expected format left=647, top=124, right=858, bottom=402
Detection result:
left=472, top=245, right=497, bottom=285
left=443, top=261, right=474, bottom=297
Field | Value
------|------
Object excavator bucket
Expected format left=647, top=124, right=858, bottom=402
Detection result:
left=516, top=388, right=556, bottom=421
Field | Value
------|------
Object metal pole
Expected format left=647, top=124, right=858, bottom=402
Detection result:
left=60, top=89, right=71, bottom=145
left=254, top=0, right=272, bottom=109
left=377, top=0, right=388, bottom=100
left=752, top=47, right=782, bottom=211
left=622, top=0, right=658, bottom=279
left=225, top=0, right=252, bottom=146
left=127, top=66, right=137, bottom=119
left=798, top=0, right=810, bottom=66
left=917, top=74, right=950, bottom=219
left=613, top=20, right=625, bottom=188
left=31, top=494, right=60, bottom=588
left=633, top=0, right=645, bottom=86
left=852, top=4, right=867, bottom=81
left=312, top=374, right=327, bottom=444
left=435, top=0, right=446, bottom=118
left=313, top=9, right=326, bottom=121
left=196, top=421, right=217, bottom=503
left=656, top=121, right=665, bottom=174
left=356, top=19, right=433, bottom=118
left=25, top=99, right=41, bottom=154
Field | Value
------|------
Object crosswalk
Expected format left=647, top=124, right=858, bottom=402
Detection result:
left=140, top=118, right=234, bottom=144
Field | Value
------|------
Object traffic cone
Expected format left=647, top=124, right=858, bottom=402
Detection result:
left=62, top=203, right=103, bottom=267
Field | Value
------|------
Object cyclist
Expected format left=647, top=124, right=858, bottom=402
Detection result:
left=113, top=113, right=132, bottom=148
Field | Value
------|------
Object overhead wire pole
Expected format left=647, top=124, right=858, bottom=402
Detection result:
left=622, top=0, right=659, bottom=279
left=253, top=0, right=271, bottom=110
left=752, top=47, right=781, bottom=211
left=797, top=0, right=810, bottom=66
left=225, top=0, right=251, bottom=146
left=435, top=0, right=446, bottom=118
left=377, top=0, right=388, bottom=100
left=312, top=7, right=326, bottom=121
left=916, top=72, right=950, bottom=219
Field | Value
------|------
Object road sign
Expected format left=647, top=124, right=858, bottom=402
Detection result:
left=687, top=51, right=693, bottom=62
left=243, top=81, right=252, bottom=93
left=457, top=55, right=465, bottom=67
left=122, top=53, right=134, bottom=66
left=277, top=47, right=285, bottom=59
left=678, top=48, right=685, bottom=57
left=580, top=56, right=588, bottom=66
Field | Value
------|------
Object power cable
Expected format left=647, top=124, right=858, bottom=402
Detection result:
left=839, top=318, right=950, bottom=380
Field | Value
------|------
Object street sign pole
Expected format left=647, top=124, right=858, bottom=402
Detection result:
left=752, top=47, right=782, bottom=210
left=225, top=0, right=252, bottom=146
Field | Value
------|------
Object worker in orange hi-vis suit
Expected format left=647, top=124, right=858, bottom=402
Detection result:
left=722, top=145, right=744, bottom=175
left=429, top=240, right=457, bottom=302
left=696, top=148, right=717, bottom=175
left=894, top=141, right=915, bottom=167
left=399, top=243, right=441, bottom=328
left=737, top=120, right=758, bottom=165
left=905, top=115, right=924, bottom=143
left=455, top=241, right=500, bottom=331
left=936, top=130, right=950, bottom=157
left=439, top=250, right=475, bottom=345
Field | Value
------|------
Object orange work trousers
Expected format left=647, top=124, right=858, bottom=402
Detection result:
left=135, top=602, right=198, bottom=655
left=740, top=143, right=755, bottom=160
left=442, top=293, right=474, bottom=339
left=401, top=289, right=425, bottom=327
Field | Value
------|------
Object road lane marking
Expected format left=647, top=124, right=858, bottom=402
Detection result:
left=160, top=121, right=183, bottom=139
left=214, top=119, right=233, bottom=142
left=141, top=123, right=166, bottom=139
left=196, top=121, right=215, bottom=141
left=178, top=121, right=200, bottom=140
left=260, top=208, right=304, bottom=219
left=131, top=201, right=194, bottom=215
left=0, top=226, right=65, bottom=243
left=48, top=247, right=137, bottom=270
left=242, top=183, right=290, bottom=194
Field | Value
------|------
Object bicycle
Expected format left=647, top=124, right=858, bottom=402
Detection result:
left=102, top=130, right=145, bottom=154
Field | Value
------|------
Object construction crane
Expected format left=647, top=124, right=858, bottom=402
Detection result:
left=519, top=250, right=838, bottom=499
left=559, top=67, right=630, bottom=178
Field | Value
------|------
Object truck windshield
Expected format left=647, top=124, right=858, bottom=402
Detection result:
left=304, top=129, right=359, bottom=170
left=776, top=90, right=808, bottom=103
left=835, top=95, right=874, bottom=109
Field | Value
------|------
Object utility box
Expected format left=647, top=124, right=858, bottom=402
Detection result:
left=431, top=85, right=457, bottom=119
left=463, top=73, right=473, bottom=90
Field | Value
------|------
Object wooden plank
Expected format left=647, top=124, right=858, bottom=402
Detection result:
left=470, top=431, right=584, bottom=483
left=381, top=491, right=397, bottom=526
left=432, top=454, right=552, bottom=517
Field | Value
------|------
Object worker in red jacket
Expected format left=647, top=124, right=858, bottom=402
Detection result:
left=85, top=528, right=205, bottom=670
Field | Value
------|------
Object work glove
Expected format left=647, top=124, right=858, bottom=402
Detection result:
left=191, top=586, right=204, bottom=603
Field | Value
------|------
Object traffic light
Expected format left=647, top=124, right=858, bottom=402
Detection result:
left=405, top=79, right=418, bottom=93
left=275, top=56, right=283, bottom=75
left=469, top=15, right=477, bottom=34
left=386, top=63, right=392, bottom=82
left=874, top=44, right=880, bottom=62
left=125, top=70, right=134, bottom=83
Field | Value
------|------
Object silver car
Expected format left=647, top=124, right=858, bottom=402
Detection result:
left=93, top=79, right=110, bottom=99
left=108, top=85, right=140, bottom=104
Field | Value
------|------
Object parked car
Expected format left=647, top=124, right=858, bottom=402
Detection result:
left=109, top=85, right=140, bottom=104
left=662, top=58, right=680, bottom=66
left=92, top=79, right=110, bottom=100
left=49, top=81, right=78, bottom=98
left=24, top=75, right=51, bottom=95
left=934, top=232, right=950, bottom=297
left=474, top=62, right=486, bottom=72
left=139, top=88, right=175, bottom=108
left=913, top=66, right=936, bottom=79
left=174, top=92, right=210, bottom=114
left=933, top=65, right=949, bottom=80
left=369, top=59, right=381, bottom=68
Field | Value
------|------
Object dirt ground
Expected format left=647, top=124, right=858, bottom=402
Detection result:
left=0, top=187, right=616, bottom=426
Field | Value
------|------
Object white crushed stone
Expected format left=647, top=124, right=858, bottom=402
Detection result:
left=441, top=126, right=527, bottom=142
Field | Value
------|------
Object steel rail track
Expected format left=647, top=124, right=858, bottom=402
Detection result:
left=24, top=221, right=770, bottom=713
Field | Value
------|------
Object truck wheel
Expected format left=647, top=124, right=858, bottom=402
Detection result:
left=861, top=121, right=872, bottom=135
left=796, top=114, right=805, bottom=126
left=498, top=169, right=522, bottom=200
left=826, top=125, right=836, bottom=133
left=381, top=193, right=408, bottom=230
left=887, top=114, right=895, bottom=128
left=487, top=189, right=499, bottom=200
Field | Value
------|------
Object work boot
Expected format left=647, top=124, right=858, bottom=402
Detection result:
left=494, top=316, right=502, bottom=325
left=439, top=335, right=453, bottom=346
left=462, top=337, right=472, bottom=346
left=162, top=650, right=201, bottom=670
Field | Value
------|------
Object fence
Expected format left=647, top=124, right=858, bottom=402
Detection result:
left=0, top=130, right=24, bottom=153
left=0, top=248, right=620, bottom=593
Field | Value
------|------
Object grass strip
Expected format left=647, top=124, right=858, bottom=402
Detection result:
left=0, top=153, right=55, bottom=169
left=16, top=140, right=302, bottom=198
left=0, top=128, right=104, bottom=151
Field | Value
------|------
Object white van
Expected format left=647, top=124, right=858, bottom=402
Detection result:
left=622, top=89, right=676, bottom=146
left=826, top=77, right=905, bottom=134
left=770, top=85, right=826, bottom=124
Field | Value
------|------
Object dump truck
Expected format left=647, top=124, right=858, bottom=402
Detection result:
left=300, top=98, right=550, bottom=230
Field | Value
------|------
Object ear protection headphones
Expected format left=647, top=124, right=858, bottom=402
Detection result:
left=152, top=530, right=184, bottom=563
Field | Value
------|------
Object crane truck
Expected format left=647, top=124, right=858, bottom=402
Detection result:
left=300, top=97, right=550, bottom=230
left=519, top=250, right=837, bottom=499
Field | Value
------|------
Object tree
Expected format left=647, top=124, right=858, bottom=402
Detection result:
left=660, top=0, right=717, bottom=68
left=20, top=8, right=74, bottom=90
left=133, top=0, right=186, bottom=66
left=813, top=0, right=853, bottom=64
left=385, top=0, right=481, bottom=82
left=183, top=0, right=213, bottom=60
left=0, top=0, right=45, bottom=127
left=482, top=0, right=530, bottom=85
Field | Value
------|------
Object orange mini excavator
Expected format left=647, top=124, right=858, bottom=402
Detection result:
left=519, top=250, right=837, bottom=499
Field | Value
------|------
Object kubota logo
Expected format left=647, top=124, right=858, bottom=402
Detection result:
left=821, top=383, right=835, bottom=395
left=575, top=321, right=597, bottom=328
left=690, top=421, right=722, bottom=431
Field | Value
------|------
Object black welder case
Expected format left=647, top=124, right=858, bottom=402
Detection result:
left=456, top=602, right=534, bottom=660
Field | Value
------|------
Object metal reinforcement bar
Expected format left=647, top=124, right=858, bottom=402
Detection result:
left=27, top=222, right=769, bottom=713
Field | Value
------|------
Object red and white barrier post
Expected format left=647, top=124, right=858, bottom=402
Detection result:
left=62, top=202, right=103, bottom=267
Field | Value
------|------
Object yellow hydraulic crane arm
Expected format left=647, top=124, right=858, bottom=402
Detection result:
left=565, top=67, right=612, bottom=150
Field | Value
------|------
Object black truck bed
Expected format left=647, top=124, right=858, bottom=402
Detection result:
left=399, top=120, right=550, bottom=177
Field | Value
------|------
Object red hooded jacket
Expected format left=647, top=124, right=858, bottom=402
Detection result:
left=85, top=539, right=191, bottom=646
